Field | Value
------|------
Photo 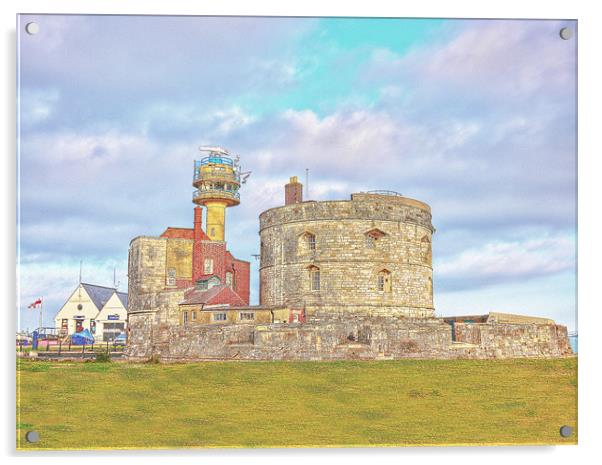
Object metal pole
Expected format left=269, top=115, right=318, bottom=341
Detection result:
left=39, top=298, right=43, bottom=334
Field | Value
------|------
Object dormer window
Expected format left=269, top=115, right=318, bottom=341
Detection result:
left=364, top=228, right=387, bottom=248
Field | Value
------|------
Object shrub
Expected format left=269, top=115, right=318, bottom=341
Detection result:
left=95, top=351, right=111, bottom=363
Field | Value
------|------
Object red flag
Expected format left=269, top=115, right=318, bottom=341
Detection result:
left=28, top=298, right=42, bottom=308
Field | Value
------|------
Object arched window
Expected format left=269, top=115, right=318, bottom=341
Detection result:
left=225, top=271, right=233, bottom=288
left=298, top=232, right=317, bottom=255
left=377, top=269, right=392, bottom=293
left=306, top=233, right=316, bottom=251
left=420, top=236, right=432, bottom=264
left=308, top=265, right=320, bottom=291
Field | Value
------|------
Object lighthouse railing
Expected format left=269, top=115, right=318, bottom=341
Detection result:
left=193, top=189, right=240, bottom=201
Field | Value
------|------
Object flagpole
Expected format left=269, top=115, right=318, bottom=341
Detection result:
left=39, top=298, right=43, bottom=333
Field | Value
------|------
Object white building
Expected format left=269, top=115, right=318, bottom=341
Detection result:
left=54, top=283, right=128, bottom=342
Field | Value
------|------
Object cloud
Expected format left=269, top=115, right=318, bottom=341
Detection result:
left=18, top=88, right=60, bottom=128
left=16, top=17, right=577, bottom=329
left=365, top=20, right=575, bottom=106
left=434, top=234, right=575, bottom=291
left=18, top=15, right=316, bottom=133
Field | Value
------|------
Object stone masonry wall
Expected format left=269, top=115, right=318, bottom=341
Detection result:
left=259, top=193, right=434, bottom=316
left=454, top=322, right=572, bottom=358
left=126, top=313, right=572, bottom=362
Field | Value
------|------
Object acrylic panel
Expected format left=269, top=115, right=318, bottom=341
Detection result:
left=16, top=15, right=577, bottom=450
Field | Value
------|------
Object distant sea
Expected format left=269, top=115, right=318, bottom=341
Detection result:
left=568, top=336, right=578, bottom=353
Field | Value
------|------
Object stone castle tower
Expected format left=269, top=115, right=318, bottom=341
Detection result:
left=259, top=183, right=435, bottom=318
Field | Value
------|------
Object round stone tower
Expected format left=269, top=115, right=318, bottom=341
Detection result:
left=259, top=190, right=435, bottom=318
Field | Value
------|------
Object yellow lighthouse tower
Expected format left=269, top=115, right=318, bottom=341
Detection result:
left=192, top=146, right=249, bottom=241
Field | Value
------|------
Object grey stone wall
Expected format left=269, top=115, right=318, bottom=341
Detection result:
left=259, top=193, right=435, bottom=317
left=127, top=313, right=572, bottom=362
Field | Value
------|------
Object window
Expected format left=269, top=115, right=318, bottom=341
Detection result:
left=299, top=232, right=316, bottom=254
left=306, top=233, right=316, bottom=251
left=204, top=258, right=213, bottom=274
left=167, top=267, right=176, bottom=286
left=102, top=322, right=125, bottom=342
left=213, top=312, right=227, bottom=322
left=225, top=271, right=233, bottom=288
left=378, top=269, right=392, bottom=293
left=191, top=310, right=196, bottom=321
left=183, top=311, right=188, bottom=325
left=309, top=266, right=320, bottom=291
left=239, top=312, right=255, bottom=321
left=364, top=229, right=386, bottom=248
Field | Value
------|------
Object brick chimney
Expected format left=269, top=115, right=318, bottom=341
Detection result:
left=193, top=207, right=204, bottom=242
left=285, top=176, right=303, bottom=205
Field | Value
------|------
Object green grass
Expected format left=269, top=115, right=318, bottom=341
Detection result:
left=16, top=358, right=577, bottom=449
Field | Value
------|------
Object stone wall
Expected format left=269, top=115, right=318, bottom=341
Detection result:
left=126, top=313, right=572, bottom=362
left=454, top=322, right=572, bottom=358
left=259, top=193, right=435, bottom=317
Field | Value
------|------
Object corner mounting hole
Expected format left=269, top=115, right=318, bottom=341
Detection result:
left=25, top=431, right=40, bottom=443
left=559, top=425, right=573, bottom=437
left=25, top=22, right=39, bottom=35
left=559, top=27, right=573, bottom=40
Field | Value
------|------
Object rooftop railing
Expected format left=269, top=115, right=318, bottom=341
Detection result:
left=195, top=156, right=234, bottom=167
left=193, top=189, right=240, bottom=201
left=193, top=168, right=240, bottom=183
left=364, top=190, right=404, bottom=197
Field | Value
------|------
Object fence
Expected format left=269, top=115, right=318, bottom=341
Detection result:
left=18, top=339, right=125, bottom=360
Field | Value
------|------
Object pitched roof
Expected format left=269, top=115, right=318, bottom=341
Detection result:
left=180, top=285, right=246, bottom=307
left=116, top=292, right=128, bottom=308
left=80, top=283, right=120, bottom=311
left=160, top=226, right=210, bottom=241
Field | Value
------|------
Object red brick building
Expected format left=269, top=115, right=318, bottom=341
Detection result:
left=159, top=206, right=250, bottom=306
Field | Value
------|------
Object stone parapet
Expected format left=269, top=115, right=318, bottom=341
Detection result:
left=126, top=313, right=573, bottom=362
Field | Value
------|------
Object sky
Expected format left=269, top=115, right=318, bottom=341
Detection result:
left=17, top=15, right=577, bottom=331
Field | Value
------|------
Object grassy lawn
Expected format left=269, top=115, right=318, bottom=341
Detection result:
left=16, top=357, right=577, bottom=450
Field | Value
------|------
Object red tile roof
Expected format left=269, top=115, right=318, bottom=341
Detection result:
left=180, top=285, right=246, bottom=307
